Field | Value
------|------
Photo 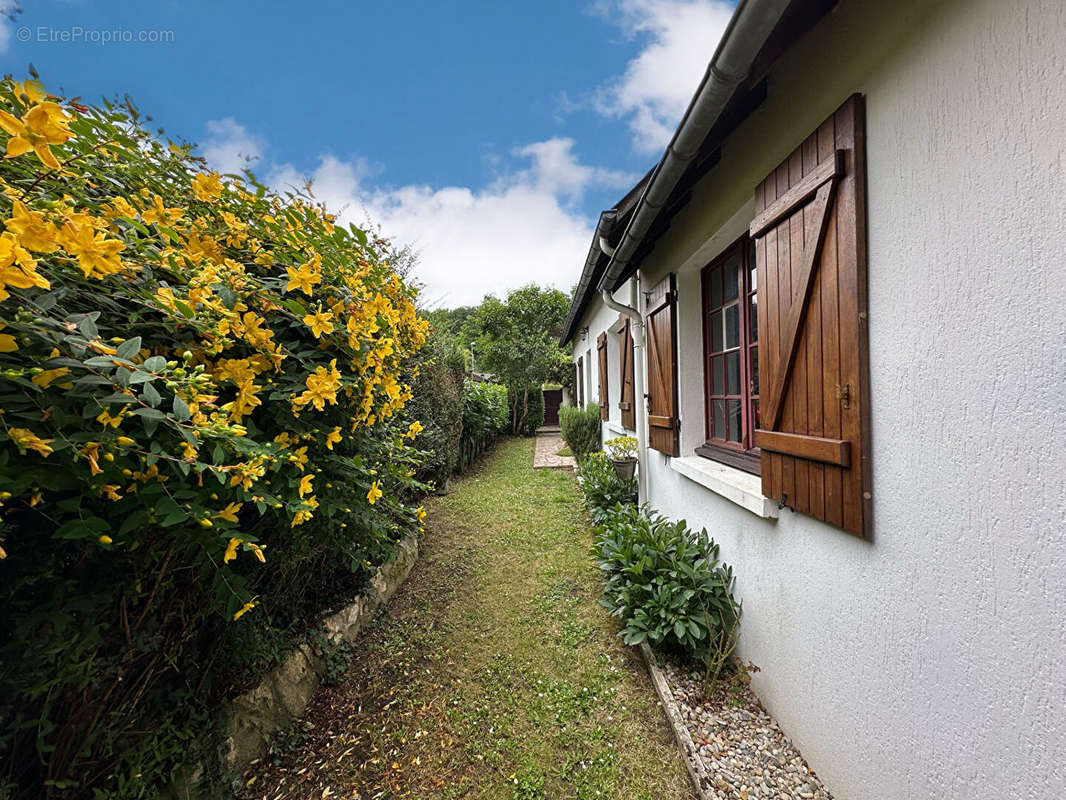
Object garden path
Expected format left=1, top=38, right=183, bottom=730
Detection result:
left=532, top=431, right=575, bottom=470
left=246, top=437, right=691, bottom=800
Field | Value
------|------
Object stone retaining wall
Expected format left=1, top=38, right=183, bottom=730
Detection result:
left=171, top=533, right=419, bottom=797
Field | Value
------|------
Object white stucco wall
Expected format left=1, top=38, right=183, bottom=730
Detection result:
left=611, top=0, right=1066, bottom=798
left=571, top=293, right=636, bottom=443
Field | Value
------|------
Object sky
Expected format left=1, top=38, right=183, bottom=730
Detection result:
left=0, top=0, right=735, bottom=307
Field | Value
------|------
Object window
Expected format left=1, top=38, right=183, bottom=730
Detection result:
left=698, top=236, right=760, bottom=473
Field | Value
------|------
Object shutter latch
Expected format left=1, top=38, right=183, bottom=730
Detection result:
left=835, top=383, right=850, bottom=409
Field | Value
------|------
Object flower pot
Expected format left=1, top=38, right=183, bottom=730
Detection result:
left=611, top=457, right=637, bottom=481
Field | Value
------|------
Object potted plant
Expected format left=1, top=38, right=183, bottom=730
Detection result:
left=605, top=435, right=638, bottom=481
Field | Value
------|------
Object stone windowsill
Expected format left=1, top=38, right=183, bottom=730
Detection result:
left=669, top=456, right=778, bottom=519
left=604, top=421, right=633, bottom=436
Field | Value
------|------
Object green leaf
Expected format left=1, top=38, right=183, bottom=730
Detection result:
left=115, top=337, right=142, bottom=361
left=172, top=395, right=190, bottom=422
left=141, top=382, right=161, bottom=408
left=142, top=355, right=166, bottom=372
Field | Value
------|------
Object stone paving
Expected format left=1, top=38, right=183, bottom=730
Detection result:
left=532, top=432, right=575, bottom=470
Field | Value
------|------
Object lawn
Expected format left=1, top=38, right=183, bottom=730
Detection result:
left=246, top=437, right=691, bottom=799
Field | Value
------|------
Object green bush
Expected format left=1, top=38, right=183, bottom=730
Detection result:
left=406, top=328, right=465, bottom=488
left=575, top=452, right=637, bottom=525
left=458, top=380, right=507, bottom=470
left=592, top=505, right=740, bottom=687
left=559, top=403, right=601, bottom=461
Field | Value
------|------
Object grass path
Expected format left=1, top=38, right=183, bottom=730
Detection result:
left=247, top=438, right=692, bottom=800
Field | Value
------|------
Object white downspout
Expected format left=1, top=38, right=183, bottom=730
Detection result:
left=600, top=281, right=648, bottom=503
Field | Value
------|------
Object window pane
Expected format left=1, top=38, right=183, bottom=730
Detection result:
left=725, top=304, right=739, bottom=349
left=713, top=399, right=725, bottom=440
left=750, top=260, right=757, bottom=292
left=725, top=261, right=739, bottom=301
left=727, top=399, right=742, bottom=442
left=710, top=310, right=723, bottom=352
left=726, top=351, right=741, bottom=395
left=750, top=346, right=759, bottom=395
left=712, top=355, right=724, bottom=395
left=751, top=399, right=760, bottom=433
left=749, top=293, right=758, bottom=342
left=709, top=267, right=722, bottom=308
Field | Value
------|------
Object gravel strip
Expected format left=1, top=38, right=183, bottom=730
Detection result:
left=659, top=655, right=834, bottom=800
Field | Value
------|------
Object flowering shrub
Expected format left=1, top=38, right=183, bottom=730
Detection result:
left=0, top=79, right=430, bottom=796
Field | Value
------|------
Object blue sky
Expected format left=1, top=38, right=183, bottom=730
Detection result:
left=0, top=0, right=734, bottom=306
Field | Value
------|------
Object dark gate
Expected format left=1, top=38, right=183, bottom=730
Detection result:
left=542, top=389, right=562, bottom=426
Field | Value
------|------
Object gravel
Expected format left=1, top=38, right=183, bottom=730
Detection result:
left=658, top=656, right=833, bottom=800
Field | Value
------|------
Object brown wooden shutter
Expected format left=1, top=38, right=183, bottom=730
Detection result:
left=618, top=316, right=635, bottom=430
left=645, top=274, right=679, bottom=456
left=596, top=332, right=609, bottom=420
left=750, top=94, right=871, bottom=538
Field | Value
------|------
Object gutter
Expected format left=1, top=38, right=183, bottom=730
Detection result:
left=596, top=0, right=791, bottom=293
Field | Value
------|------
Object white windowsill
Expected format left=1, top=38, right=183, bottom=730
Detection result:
left=669, top=456, right=778, bottom=519
left=604, top=421, right=632, bottom=436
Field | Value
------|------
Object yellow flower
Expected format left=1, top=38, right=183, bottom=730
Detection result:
left=285, top=261, right=320, bottom=295
left=216, top=502, right=242, bottom=523
left=191, top=172, right=223, bottom=202
left=80, top=442, right=103, bottom=475
left=224, top=537, right=243, bottom=563
left=406, top=420, right=423, bottom=439
left=0, top=231, right=49, bottom=302
left=97, top=408, right=125, bottom=428
left=0, top=101, right=73, bottom=170
left=0, top=543, right=7, bottom=559
left=31, top=367, right=70, bottom=388
left=9, top=427, right=54, bottom=457
left=232, top=600, right=256, bottom=621
left=6, top=200, right=60, bottom=252
left=12, top=80, right=47, bottom=107
left=99, top=486, right=122, bottom=502
left=416, top=506, right=426, bottom=523
left=247, top=542, right=266, bottom=563
left=366, top=480, right=382, bottom=505
left=116, top=436, right=136, bottom=447
left=0, top=323, right=16, bottom=352
left=325, top=426, right=342, bottom=450
left=60, top=222, right=125, bottom=279
left=303, top=306, right=334, bottom=338
left=140, top=194, right=184, bottom=226
left=298, top=474, right=313, bottom=498
left=294, top=359, right=342, bottom=411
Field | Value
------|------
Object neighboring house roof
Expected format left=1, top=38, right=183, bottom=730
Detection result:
left=560, top=0, right=836, bottom=346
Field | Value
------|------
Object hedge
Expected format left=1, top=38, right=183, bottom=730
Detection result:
left=458, top=380, right=508, bottom=470
left=0, top=79, right=431, bottom=797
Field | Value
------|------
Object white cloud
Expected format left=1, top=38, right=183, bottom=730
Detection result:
left=202, top=119, right=636, bottom=307
left=201, top=118, right=264, bottom=174
left=594, top=0, right=734, bottom=153
left=270, top=138, right=636, bottom=307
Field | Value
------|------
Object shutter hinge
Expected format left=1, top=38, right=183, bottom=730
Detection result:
left=835, top=383, right=850, bottom=409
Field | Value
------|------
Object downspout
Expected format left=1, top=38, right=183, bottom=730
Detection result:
left=600, top=284, right=648, bottom=503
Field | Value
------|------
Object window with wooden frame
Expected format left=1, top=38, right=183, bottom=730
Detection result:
left=697, top=237, right=761, bottom=473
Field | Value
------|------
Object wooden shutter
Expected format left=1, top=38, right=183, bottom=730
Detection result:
left=617, top=316, right=635, bottom=430
left=596, top=332, right=609, bottom=420
left=645, top=274, right=679, bottom=456
left=750, top=94, right=871, bottom=538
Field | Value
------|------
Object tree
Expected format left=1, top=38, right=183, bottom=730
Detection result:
left=471, top=284, right=572, bottom=434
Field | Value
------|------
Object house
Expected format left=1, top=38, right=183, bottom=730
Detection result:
left=561, top=0, right=1066, bottom=797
